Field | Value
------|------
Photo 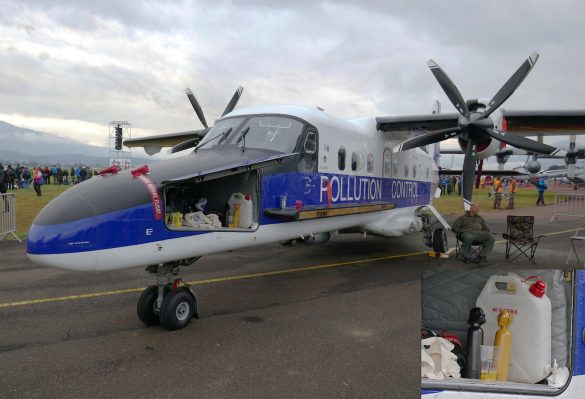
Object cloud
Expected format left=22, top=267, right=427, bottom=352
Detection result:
left=0, top=0, right=584, bottom=156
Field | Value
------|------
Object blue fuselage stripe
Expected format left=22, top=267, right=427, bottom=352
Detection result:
left=26, top=172, right=431, bottom=255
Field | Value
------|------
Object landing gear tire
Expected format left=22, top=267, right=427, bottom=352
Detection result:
left=160, top=288, right=195, bottom=331
left=137, top=285, right=161, bottom=326
left=432, top=228, right=448, bottom=253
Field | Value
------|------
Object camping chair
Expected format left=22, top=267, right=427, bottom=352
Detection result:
left=503, top=215, right=543, bottom=263
left=454, top=236, right=482, bottom=261
left=564, top=225, right=585, bottom=267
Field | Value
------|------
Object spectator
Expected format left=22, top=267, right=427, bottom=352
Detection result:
left=0, top=164, right=7, bottom=212
left=6, top=165, right=15, bottom=190
left=43, top=166, right=50, bottom=185
left=451, top=203, right=495, bottom=264
left=80, top=166, right=87, bottom=182
left=33, top=168, right=43, bottom=196
left=62, top=168, right=69, bottom=185
left=507, top=178, right=518, bottom=209
left=22, top=167, right=31, bottom=189
left=536, top=178, right=548, bottom=206
left=493, top=177, right=503, bottom=209
left=15, top=165, right=21, bottom=189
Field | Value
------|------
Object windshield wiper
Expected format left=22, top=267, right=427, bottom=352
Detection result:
left=237, top=126, right=251, bottom=152
left=194, top=127, right=233, bottom=152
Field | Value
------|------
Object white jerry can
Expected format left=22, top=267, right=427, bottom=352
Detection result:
left=476, top=272, right=552, bottom=384
left=228, top=193, right=254, bottom=228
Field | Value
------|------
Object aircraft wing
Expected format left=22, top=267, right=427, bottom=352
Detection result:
left=376, top=114, right=459, bottom=132
left=123, top=129, right=209, bottom=155
left=502, top=110, right=585, bottom=135
left=439, top=169, right=528, bottom=176
left=376, top=110, right=585, bottom=135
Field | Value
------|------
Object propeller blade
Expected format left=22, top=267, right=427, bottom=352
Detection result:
left=171, top=138, right=201, bottom=154
left=427, top=60, right=470, bottom=117
left=482, top=52, right=539, bottom=118
left=462, top=140, right=477, bottom=211
left=185, top=88, right=208, bottom=129
left=399, top=127, right=461, bottom=151
left=485, top=128, right=556, bottom=154
left=221, top=86, right=244, bottom=117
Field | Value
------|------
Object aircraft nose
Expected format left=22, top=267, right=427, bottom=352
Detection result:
left=26, top=194, right=100, bottom=270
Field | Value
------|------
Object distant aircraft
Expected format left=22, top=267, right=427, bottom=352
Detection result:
left=25, top=52, right=585, bottom=330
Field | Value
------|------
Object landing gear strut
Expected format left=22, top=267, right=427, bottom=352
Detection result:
left=417, top=208, right=448, bottom=253
left=137, top=258, right=200, bottom=331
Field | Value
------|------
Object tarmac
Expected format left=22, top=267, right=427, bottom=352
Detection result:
left=0, top=201, right=582, bottom=399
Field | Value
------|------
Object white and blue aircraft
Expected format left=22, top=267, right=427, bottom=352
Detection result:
left=25, top=53, right=585, bottom=330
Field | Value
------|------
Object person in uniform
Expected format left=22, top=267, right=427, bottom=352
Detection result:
left=493, top=178, right=503, bottom=209
left=507, top=178, right=518, bottom=209
left=452, top=203, right=495, bottom=264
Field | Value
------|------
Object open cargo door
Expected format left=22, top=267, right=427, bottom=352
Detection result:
left=162, top=152, right=297, bottom=231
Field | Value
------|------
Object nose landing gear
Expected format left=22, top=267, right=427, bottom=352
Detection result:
left=137, top=259, right=200, bottom=331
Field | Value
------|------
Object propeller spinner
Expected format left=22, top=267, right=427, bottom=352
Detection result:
left=401, top=52, right=557, bottom=210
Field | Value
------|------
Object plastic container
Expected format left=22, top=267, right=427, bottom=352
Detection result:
left=476, top=273, right=551, bottom=384
left=463, top=307, right=486, bottom=379
left=228, top=193, right=253, bottom=228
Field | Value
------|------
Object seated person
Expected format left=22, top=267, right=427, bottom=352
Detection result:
left=451, top=203, right=495, bottom=263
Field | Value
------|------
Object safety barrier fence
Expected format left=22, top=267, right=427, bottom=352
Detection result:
left=551, top=193, right=585, bottom=222
left=0, top=193, right=21, bottom=242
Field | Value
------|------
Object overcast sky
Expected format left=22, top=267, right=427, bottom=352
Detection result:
left=1, top=0, right=584, bottom=158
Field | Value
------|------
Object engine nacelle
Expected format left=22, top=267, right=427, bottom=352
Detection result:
left=526, top=160, right=542, bottom=174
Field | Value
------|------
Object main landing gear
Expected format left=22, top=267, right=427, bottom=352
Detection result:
left=417, top=208, right=448, bottom=254
left=137, top=258, right=200, bottom=331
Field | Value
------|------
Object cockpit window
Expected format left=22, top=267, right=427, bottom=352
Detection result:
left=198, top=115, right=304, bottom=153
left=197, top=117, right=246, bottom=149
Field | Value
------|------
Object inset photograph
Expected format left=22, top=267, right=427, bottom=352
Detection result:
left=421, top=269, right=584, bottom=398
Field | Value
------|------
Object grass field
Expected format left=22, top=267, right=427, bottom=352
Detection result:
left=3, top=183, right=557, bottom=239
left=431, top=187, right=556, bottom=215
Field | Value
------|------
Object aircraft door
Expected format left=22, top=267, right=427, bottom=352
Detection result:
left=383, top=148, right=393, bottom=178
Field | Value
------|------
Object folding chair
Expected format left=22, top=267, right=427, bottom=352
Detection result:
left=502, top=215, right=543, bottom=263
left=565, top=225, right=585, bottom=267
left=455, top=236, right=482, bottom=261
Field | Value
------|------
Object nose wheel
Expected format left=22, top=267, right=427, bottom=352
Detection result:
left=159, top=288, right=196, bottom=331
left=138, top=261, right=200, bottom=331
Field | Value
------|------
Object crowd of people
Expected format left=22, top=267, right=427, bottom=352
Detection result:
left=0, top=164, right=98, bottom=197
left=438, top=174, right=570, bottom=209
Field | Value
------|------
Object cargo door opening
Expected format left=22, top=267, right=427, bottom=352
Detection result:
left=421, top=269, right=574, bottom=395
left=164, top=170, right=259, bottom=231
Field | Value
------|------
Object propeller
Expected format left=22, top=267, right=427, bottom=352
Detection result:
left=221, top=86, right=243, bottom=117
left=176, top=86, right=245, bottom=153
left=401, top=52, right=557, bottom=210
left=185, top=88, right=208, bottom=129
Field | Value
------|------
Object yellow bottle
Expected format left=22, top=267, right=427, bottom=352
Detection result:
left=234, top=204, right=241, bottom=227
left=494, top=309, right=513, bottom=381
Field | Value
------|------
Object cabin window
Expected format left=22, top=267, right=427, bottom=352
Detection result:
left=303, top=132, right=317, bottom=154
left=351, top=152, right=363, bottom=171
left=338, top=147, right=346, bottom=170
left=426, top=167, right=430, bottom=180
left=367, top=154, right=374, bottom=173
left=413, top=165, right=417, bottom=179
left=404, top=163, right=409, bottom=177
